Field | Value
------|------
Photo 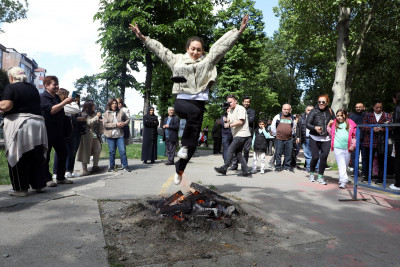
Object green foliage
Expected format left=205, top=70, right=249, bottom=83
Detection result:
left=0, top=0, right=28, bottom=31
left=100, top=143, right=166, bottom=159
left=0, top=148, right=9, bottom=185
left=75, top=75, right=118, bottom=113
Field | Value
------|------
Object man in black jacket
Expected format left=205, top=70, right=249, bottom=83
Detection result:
left=349, top=103, right=367, bottom=176
left=229, top=96, right=255, bottom=170
left=163, top=107, right=180, bottom=165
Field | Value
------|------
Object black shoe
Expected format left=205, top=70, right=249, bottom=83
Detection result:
left=275, top=168, right=282, bottom=172
left=165, top=162, right=174, bottom=165
left=214, top=167, right=227, bottom=175
left=228, top=166, right=238, bottom=171
left=123, top=167, right=131, bottom=172
left=143, top=161, right=148, bottom=164
left=375, top=179, right=383, bottom=184
left=108, top=167, right=114, bottom=172
left=239, top=170, right=252, bottom=177
left=151, top=160, right=155, bottom=164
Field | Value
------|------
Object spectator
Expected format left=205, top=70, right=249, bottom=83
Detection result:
left=40, top=75, right=74, bottom=187
left=76, top=100, right=103, bottom=175
left=266, top=120, right=274, bottom=156
left=141, top=106, right=158, bottom=164
left=116, top=98, right=133, bottom=146
left=327, top=109, right=356, bottom=189
left=271, top=104, right=296, bottom=172
left=229, top=96, right=255, bottom=170
left=202, top=126, right=209, bottom=147
left=198, top=131, right=207, bottom=146
left=214, top=95, right=252, bottom=177
left=52, top=88, right=81, bottom=178
left=251, top=119, right=269, bottom=174
left=349, top=102, right=367, bottom=176
left=0, top=67, right=48, bottom=196
left=296, top=106, right=319, bottom=172
left=212, top=119, right=222, bottom=154
left=390, top=92, right=400, bottom=191
left=221, top=108, right=233, bottom=162
left=103, top=99, right=131, bottom=172
left=362, top=100, right=390, bottom=184
left=129, top=14, right=249, bottom=185
left=306, top=95, right=335, bottom=185
left=163, top=107, right=180, bottom=165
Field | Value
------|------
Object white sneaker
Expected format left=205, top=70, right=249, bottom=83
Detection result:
left=309, top=174, right=315, bottom=182
left=71, top=172, right=81, bottom=178
left=177, top=146, right=188, bottom=159
left=65, top=172, right=72, bottom=178
left=339, top=182, right=346, bottom=189
left=260, top=169, right=265, bottom=174
left=174, top=172, right=183, bottom=185
left=348, top=167, right=354, bottom=172
left=52, top=174, right=57, bottom=179
left=317, top=178, right=327, bottom=185
left=389, top=184, right=400, bottom=191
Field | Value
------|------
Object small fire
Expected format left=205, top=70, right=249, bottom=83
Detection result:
left=173, top=212, right=185, bottom=221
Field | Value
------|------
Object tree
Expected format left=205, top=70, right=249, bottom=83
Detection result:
left=94, top=0, right=216, bottom=114
left=75, top=75, right=118, bottom=113
left=0, top=0, right=28, bottom=32
left=207, top=0, right=278, bottom=123
left=0, top=69, right=9, bottom=97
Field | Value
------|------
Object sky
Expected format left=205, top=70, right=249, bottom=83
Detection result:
left=0, top=0, right=280, bottom=115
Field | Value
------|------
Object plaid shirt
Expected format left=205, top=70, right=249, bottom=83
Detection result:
left=362, top=112, right=390, bottom=148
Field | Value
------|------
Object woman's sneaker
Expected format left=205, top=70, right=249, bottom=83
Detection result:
left=65, top=172, right=72, bottom=178
left=339, top=182, right=346, bottom=189
left=317, top=177, right=327, bottom=185
left=8, top=189, right=28, bottom=197
left=177, top=146, right=188, bottom=159
left=174, top=171, right=183, bottom=185
left=309, top=174, right=315, bottom=182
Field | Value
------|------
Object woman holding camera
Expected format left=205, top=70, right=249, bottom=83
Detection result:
left=129, top=14, right=249, bottom=185
left=306, top=94, right=335, bottom=185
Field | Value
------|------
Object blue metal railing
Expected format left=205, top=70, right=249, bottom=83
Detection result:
left=353, top=123, right=400, bottom=198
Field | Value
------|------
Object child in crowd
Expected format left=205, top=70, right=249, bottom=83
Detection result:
left=327, top=109, right=356, bottom=188
left=198, top=131, right=207, bottom=146
left=252, top=119, right=269, bottom=174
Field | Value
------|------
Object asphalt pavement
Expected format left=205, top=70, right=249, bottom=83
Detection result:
left=1, top=148, right=400, bottom=266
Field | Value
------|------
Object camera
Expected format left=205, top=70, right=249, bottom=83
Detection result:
left=220, top=102, right=230, bottom=109
left=170, top=76, right=187, bottom=83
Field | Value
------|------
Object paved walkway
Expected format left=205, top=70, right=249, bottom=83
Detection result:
left=1, top=149, right=400, bottom=266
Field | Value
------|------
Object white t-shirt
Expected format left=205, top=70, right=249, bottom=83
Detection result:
left=228, top=105, right=251, bottom=138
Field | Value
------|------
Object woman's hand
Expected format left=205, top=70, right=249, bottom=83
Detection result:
left=239, top=14, right=249, bottom=34
left=328, top=120, right=334, bottom=127
left=129, top=22, right=146, bottom=42
left=315, top=126, right=322, bottom=134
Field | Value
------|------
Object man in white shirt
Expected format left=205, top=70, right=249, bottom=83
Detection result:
left=214, top=95, right=252, bottom=177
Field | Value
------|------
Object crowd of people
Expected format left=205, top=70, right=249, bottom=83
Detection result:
left=0, top=68, right=134, bottom=196
left=1, top=12, right=400, bottom=197
left=212, top=94, right=400, bottom=191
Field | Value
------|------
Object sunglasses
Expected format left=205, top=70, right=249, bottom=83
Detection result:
left=318, top=101, right=327, bottom=104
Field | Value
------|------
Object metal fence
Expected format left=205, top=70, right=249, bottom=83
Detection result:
left=352, top=123, right=400, bottom=199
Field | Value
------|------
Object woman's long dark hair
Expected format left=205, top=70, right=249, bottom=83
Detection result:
left=335, top=109, right=349, bottom=132
left=82, top=100, right=95, bottom=116
left=393, top=91, right=400, bottom=106
left=106, top=98, right=119, bottom=111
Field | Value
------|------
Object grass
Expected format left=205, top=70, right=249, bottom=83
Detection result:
left=0, top=143, right=165, bottom=185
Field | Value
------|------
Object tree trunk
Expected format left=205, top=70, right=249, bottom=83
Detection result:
left=143, top=52, right=153, bottom=114
left=331, top=6, right=350, bottom=113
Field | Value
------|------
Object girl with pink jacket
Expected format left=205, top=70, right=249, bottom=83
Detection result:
left=327, top=109, right=357, bottom=189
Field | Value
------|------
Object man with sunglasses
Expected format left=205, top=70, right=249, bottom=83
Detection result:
left=214, top=95, right=252, bottom=177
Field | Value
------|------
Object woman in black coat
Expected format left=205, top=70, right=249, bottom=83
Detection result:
left=141, top=107, right=159, bottom=163
left=306, top=94, right=335, bottom=185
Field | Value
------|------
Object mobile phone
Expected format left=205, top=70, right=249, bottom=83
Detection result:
left=71, top=91, right=77, bottom=99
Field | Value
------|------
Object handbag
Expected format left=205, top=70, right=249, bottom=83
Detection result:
left=377, top=132, right=385, bottom=154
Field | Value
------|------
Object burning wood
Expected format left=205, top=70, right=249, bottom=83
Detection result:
left=151, top=183, right=238, bottom=221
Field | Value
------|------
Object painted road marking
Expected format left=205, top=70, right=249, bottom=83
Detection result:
left=160, top=175, right=174, bottom=195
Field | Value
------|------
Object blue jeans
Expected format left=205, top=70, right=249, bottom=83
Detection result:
left=302, top=138, right=319, bottom=172
left=107, top=137, right=128, bottom=168
left=274, top=139, right=293, bottom=170
left=222, top=135, right=233, bottom=162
